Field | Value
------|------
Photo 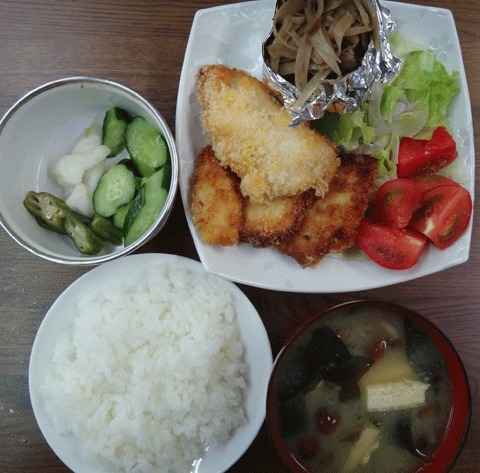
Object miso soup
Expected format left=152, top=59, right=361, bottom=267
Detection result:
left=271, top=304, right=453, bottom=473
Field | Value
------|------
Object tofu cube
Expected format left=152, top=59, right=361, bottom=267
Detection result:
left=362, top=379, right=428, bottom=412
left=358, top=349, right=428, bottom=412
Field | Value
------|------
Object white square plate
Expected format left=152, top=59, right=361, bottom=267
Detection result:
left=176, top=0, right=474, bottom=293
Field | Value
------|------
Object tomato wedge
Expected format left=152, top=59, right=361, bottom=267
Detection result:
left=375, top=179, right=422, bottom=229
left=411, top=174, right=461, bottom=194
left=409, top=184, right=472, bottom=249
left=397, top=126, right=458, bottom=178
left=356, top=220, right=428, bottom=270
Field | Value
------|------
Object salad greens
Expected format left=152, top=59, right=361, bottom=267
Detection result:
left=312, top=33, right=460, bottom=178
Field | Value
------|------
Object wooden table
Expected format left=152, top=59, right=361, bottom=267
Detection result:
left=1, top=0, right=479, bottom=471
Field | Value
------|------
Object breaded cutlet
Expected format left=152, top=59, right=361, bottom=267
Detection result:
left=191, top=146, right=244, bottom=246
left=197, top=64, right=340, bottom=203
left=240, top=190, right=315, bottom=247
left=276, top=154, right=378, bottom=267
left=191, top=146, right=313, bottom=248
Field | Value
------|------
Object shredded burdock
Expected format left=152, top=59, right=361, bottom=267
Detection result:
left=266, top=0, right=377, bottom=107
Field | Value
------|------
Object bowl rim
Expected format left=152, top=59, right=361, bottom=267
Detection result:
left=266, top=299, right=471, bottom=473
left=0, top=76, right=179, bottom=265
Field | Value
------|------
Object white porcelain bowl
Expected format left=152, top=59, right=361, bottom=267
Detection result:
left=0, top=77, right=178, bottom=265
left=29, top=253, right=273, bottom=473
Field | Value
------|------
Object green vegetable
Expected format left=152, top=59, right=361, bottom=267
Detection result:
left=89, top=215, right=123, bottom=246
left=311, top=34, right=460, bottom=177
left=23, top=191, right=107, bottom=255
left=157, top=163, right=171, bottom=189
left=26, top=110, right=173, bottom=254
left=113, top=202, right=131, bottom=230
left=390, top=49, right=459, bottom=132
left=93, top=161, right=136, bottom=217
left=139, top=163, right=171, bottom=191
left=124, top=167, right=169, bottom=246
left=116, top=157, right=140, bottom=175
left=125, top=116, right=169, bottom=177
left=102, top=107, right=131, bottom=158
left=23, top=191, right=91, bottom=230
left=123, top=186, right=146, bottom=237
left=64, top=213, right=107, bottom=255
left=23, top=191, right=70, bottom=234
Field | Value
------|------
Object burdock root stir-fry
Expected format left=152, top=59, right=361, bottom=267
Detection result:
left=266, top=0, right=378, bottom=106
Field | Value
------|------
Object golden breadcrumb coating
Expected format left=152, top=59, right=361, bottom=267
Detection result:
left=197, top=64, right=339, bottom=203
left=191, top=146, right=244, bottom=246
left=276, top=154, right=378, bottom=267
left=240, top=190, right=315, bottom=247
left=191, top=146, right=312, bottom=248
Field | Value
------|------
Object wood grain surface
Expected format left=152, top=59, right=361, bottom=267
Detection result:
left=1, top=0, right=479, bottom=471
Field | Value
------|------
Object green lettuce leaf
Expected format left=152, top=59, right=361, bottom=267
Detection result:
left=311, top=33, right=460, bottom=177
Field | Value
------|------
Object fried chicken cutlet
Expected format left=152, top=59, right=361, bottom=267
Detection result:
left=197, top=64, right=340, bottom=203
left=191, top=146, right=313, bottom=247
left=191, top=146, right=243, bottom=246
left=240, top=190, right=315, bottom=247
left=276, top=154, right=378, bottom=267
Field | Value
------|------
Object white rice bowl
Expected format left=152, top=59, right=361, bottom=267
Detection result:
left=38, top=261, right=250, bottom=473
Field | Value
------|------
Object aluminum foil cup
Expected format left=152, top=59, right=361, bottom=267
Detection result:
left=263, top=0, right=402, bottom=125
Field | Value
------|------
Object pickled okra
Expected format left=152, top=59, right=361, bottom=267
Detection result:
left=90, top=215, right=123, bottom=246
left=24, top=191, right=108, bottom=254
left=64, top=213, right=107, bottom=255
left=23, top=191, right=69, bottom=234
left=23, top=191, right=91, bottom=233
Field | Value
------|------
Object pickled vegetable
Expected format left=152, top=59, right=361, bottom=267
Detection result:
left=102, top=107, right=131, bottom=158
left=64, top=213, right=107, bottom=255
left=52, top=144, right=110, bottom=187
left=90, top=215, right=123, bottom=246
left=23, top=191, right=70, bottom=234
left=24, top=191, right=108, bottom=255
left=126, top=116, right=169, bottom=177
left=92, top=161, right=136, bottom=218
left=123, top=167, right=169, bottom=246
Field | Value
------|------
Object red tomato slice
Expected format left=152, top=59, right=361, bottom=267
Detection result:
left=411, top=174, right=461, bottom=194
left=375, top=179, right=422, bottom=229
left=356, top=220, right=427, bottom=270
left=397, top=127, right=458, bottom=178
left=410, top=184, right=472, bottom=249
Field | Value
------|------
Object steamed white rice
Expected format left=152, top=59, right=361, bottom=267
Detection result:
left=41, top=263, right=247, bottom=473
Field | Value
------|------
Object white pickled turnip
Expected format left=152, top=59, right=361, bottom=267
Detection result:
left=83, top=160, right=107, bottom=196
left=52, top=144, right=111, bottom=187
left=66, top=182, right=94, bottom=217
left=72, top=124, right=102, bottom=154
